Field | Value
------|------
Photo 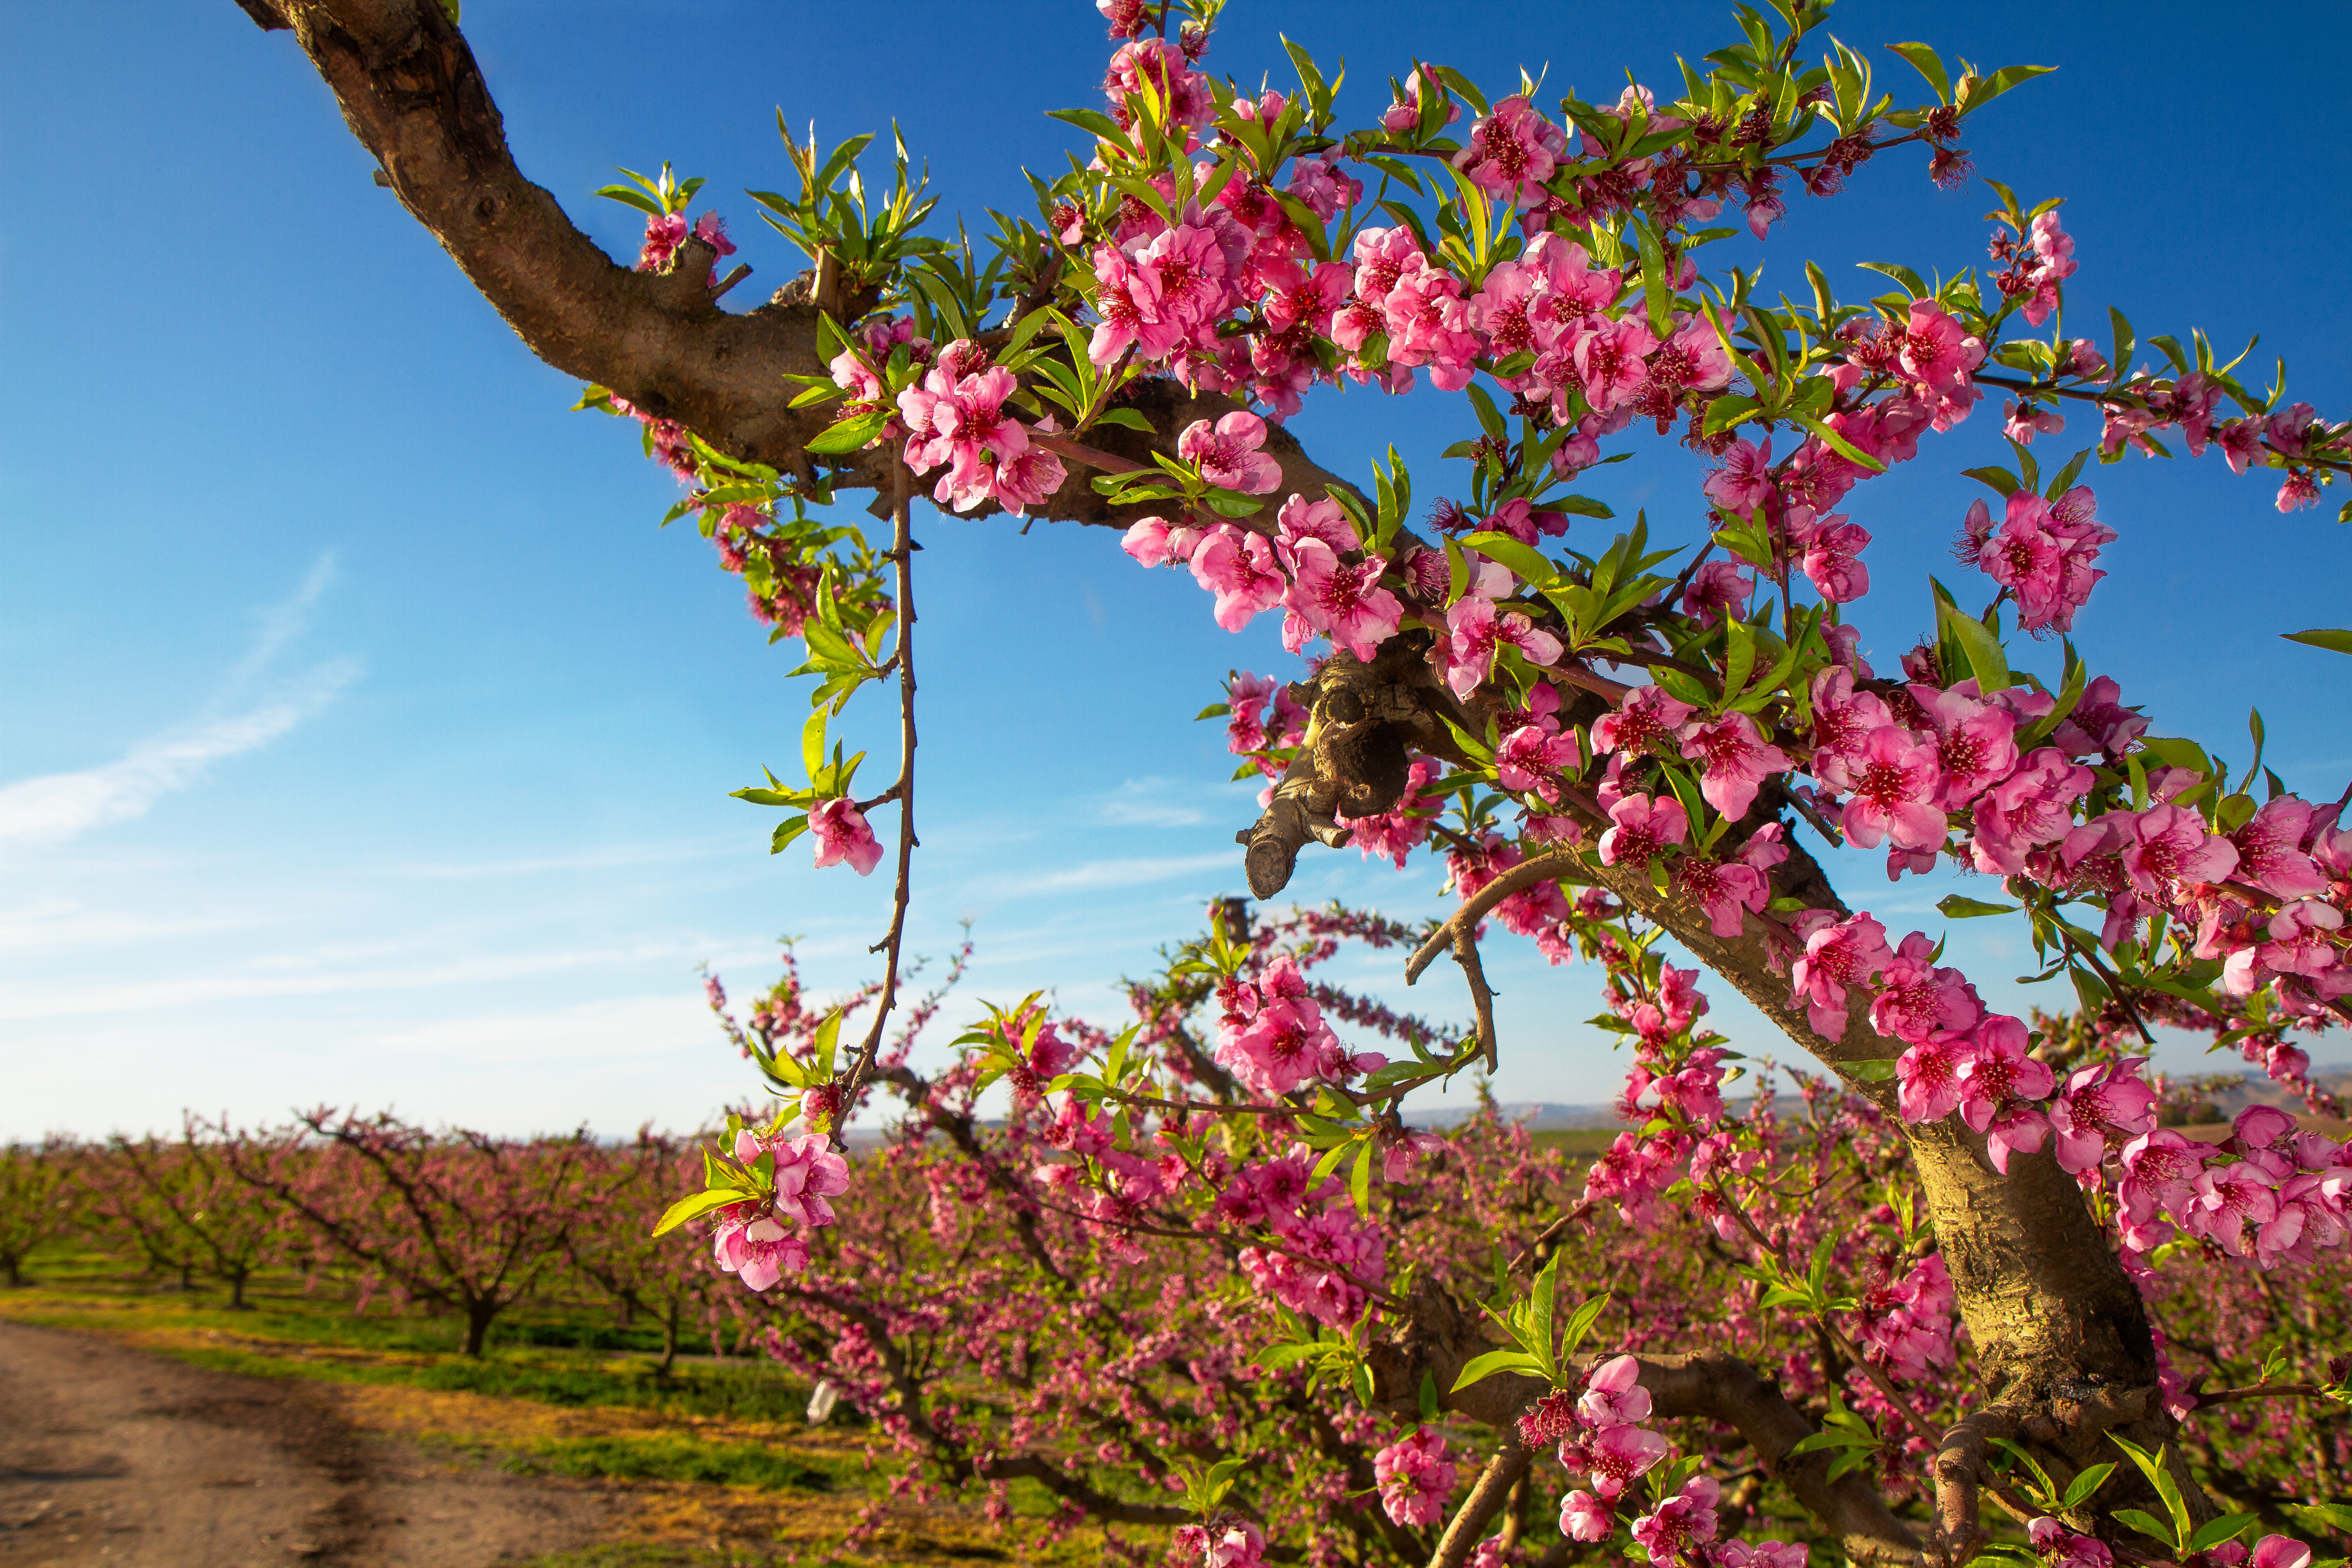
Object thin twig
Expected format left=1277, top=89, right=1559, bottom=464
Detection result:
left=1406, top=849, right=1582, bottom=983
left=841, top=463, right=919, bottom=1112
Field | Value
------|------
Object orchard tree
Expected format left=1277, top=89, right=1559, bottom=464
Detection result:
left=105, top=1119, right=284, bottom=1309
left=232, top=2, right=2352, bottom=1565
left=220, top=1109, right=590, bottom=1356
left=0, top=1139, right=80, bottom=1289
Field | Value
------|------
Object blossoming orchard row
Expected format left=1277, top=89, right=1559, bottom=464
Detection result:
left=232, top=0, right=2352, bottom=1563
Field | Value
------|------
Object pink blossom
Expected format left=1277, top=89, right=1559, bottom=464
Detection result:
left=2119, top=1128, right=2203, bottom=1227
left=1281, top=540, right=1403, bottom=659
left=1593, top=686, right=1697, bottom=758
left=1384, top=260, right=1482, bottom=390
left=2029, top=1518, right=2114, bottom=1568
left=1676, top=712, right=1792, bottom=819
left=711, top=1211, right=809, bottom=1292
left=1676, top=854, right=1770, bottom=939
left=1807, top=667, right=1893, bottom=763
left=1372, top=1426, right=1457, bottom=1527
left=1577, top=1355, right=1653, bottom=1427
left=2049, top=1058, right=2159, bottom=1175
left=1274, top=491, right=1359, bottom=554
left=1827, top=726, right=1946, bottom=852
left=1583, top=1424, right=1670, bottom=1500
left=1451, top=96, right=1568, bottom=205
left=1796, top=513, right=1872, bottom=603
left=1573, top=317, right=1661, bottom=412
left=810, top=798, right=884, bottom=876
left=2120, top=804, right=2240, bottom=896
left=1598, top=794, right=1689, bottom=867
left=1681, top=560, right=1754, bottom=627
left=2185, top=1159, right=2280, bottom=1257
left=1103, top=37, right=1214, bottom=128
left=1870, top=931, right=1980, bottom=1045
left=1497, top=724, right=1583, bottom=799
left=1631, top=1476, right=1720, bottom=1567
left=1381, top=66, right=1459, bottom=136
left=2250, top=1538, right=2312, bottom=1568
left=757, top=1131, right=853, bottom=1228
left=1789, top=913, right=1893, bottom=1041
left=1897, top=301, right=1985, bottom=395
left=1560, top=1491, right=1614, bottom=1542
left=1894, top=1028, right=1975, bottom=1122
left=1121, top=514, right=1197, bottom=568
left=1955, top=1014, right=2057, bottom=1172
left=1703, top=436, right=1777, bottom=516
left=1970, top=747, right=2094, bottom=874
left=2230, top=798, right=2330, bottom=899
left=1178, top=412, right=1282, bottom=494
left=1442, top=595, right=1565, bottom=699
left=1190, top=525, right=1289, bottom=631
left=1909, top=685, right=2019, bottom=806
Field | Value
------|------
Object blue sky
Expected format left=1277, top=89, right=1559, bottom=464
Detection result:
left=4, top=1, right=2348, bottom=1139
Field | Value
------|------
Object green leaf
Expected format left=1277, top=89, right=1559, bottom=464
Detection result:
left=1450, top=1348, right=1545, bottom=1393
left=2059, top=1462, right=2116, bottom=1510
left=1635, top=221, right=1674, bottom=339
left=1965, top=64, right=2056, bottom=111
left=1790, top=412, right=1886, bottom=474
left=2284, top=628, right=2352, bottom=656
left=1091, top=407, right=1155, bottom=433
left=1847, top=1058, right=1901, bottom=1082
left=2110, top=1510, right=2182, bottom=1553
left=1558, top=1292, right=1610, bottom=1361
left=1886, top=43, right=1951, bottom=103
left=652, top=1187, right=751, bottom=1236
left=2288, top=1503, right=2352, bottom=1534
left=1721, top=618, right=1759, bottom=701
left=1460, top=530, right=1556, bottom=590
left=807, top=411, right=887, bottom=455
left=2187, top=1516, right=2260, bottom=1554
left=1939, top=894, right=2019, bottom=918
left=1936, top=583, right=2012, bottom=691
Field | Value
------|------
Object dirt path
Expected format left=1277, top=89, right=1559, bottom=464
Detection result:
left=0, top=1323, right=623, bottom=1568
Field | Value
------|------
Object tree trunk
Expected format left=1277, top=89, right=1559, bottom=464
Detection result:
left=3, top=1255, right=19, bottom=1288
left=462, top=1300, right=496, bottom=1358
left=228, top=1267, right=252, bottom=1310
left=658, top=1302, right=680, bottom=1378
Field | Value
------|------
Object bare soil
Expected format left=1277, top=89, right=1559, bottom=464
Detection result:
left=0, top=1322, right=623, bottom=1568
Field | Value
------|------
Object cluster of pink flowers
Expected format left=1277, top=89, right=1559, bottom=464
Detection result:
left=2116, top=1105, right=2352, bottom=1271
left=1212, top=955, right=1386, bottom=1098
left=1850, top=1252, right=1955, bottom=1381
left=1990, top=210, right=2076, bottom=328
left=1958, top=484, right=2115, bottom=634
left=636, top=207, right=734, bottom=280
left=1370, top=1426, right=1456, bottom=1526
left=1524, top=1355, right=1671, bottom=1539
left=1170, top=1519, right=1269, bottom=1568
left=711, top=1127, right=851, bottom=1291
left=893, top=339, right=1068, bottom=514
left=1221, top=1143, right=1387, bottom=1326
left=1126, top=471, right=1406, bottom=659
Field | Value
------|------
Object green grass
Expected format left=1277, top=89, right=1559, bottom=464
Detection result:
left=1527, top=1127, right=1623, bottom=1156
left=508, top=1434, right=839, bottom=1491
left=3, top=1244, right=819, bottom=1424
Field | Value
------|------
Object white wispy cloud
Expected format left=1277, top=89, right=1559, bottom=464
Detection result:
left=1096, top=777, right=1208, bottom=828
left=0, top=559, right=353, bottom=851
left=989, top=852, right=1237, bottom=897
